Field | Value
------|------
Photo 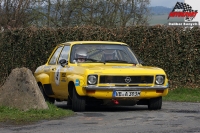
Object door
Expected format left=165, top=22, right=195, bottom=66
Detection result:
left=48, top=46, right=63, bottom=96
left=52, top=46, right=70, bottom=98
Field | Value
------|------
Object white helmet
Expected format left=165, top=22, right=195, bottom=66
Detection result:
left=75, top=47, right=87, bottom=59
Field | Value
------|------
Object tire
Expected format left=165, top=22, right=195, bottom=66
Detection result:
left=67, top=95, right=72, bottom=106
left=39, top=84, right=55, bottom=104
left=148, top=97, right=162, bottom=110
left=72, top=86, right=85, bottom=112
left=47, top=96, right=55, bottom=104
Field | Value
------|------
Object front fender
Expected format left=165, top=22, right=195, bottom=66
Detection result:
left=35, top=73, right=50, bottom=85
left=67, top=75, right=86, bottom=96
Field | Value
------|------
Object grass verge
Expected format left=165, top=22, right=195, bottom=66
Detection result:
left=0, top=102, right=74, bottom=125
left=163, top=88, right=200, bottom=102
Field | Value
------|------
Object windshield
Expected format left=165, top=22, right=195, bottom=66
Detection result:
left=70, top=44, right=139, bottom=64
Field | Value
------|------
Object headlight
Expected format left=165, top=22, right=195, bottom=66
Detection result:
left=87, top=75, right=98, bottom=85
left=155, top=75, right=165, bottom=85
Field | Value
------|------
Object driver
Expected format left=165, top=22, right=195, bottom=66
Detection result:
left=75, top=47, right=88, bottom=63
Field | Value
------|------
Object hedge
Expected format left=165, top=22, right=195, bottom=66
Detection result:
left=0, top=25, right=199, bottom=88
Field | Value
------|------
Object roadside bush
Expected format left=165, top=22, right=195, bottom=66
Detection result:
left=0, top=26, right=199, bottom=88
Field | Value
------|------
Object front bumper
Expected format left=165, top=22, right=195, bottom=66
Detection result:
left=84, top=86, right=168, bottom=91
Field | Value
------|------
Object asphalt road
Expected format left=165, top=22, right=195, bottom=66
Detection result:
left=1, top=101, right=200, bottom=133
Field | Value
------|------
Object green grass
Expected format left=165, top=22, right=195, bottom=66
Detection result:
left=163, top=88, right=200, bottom=102
left=0, top=102, right=74, bottom=125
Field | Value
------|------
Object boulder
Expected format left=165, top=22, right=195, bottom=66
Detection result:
left=0, top=67, right=48, bottom=111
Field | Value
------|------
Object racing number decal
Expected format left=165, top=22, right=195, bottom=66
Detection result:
left=55, top=66, right=61, bottom=85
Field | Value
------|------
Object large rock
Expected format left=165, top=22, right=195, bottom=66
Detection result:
left=0, top=67, right=48, bottom=111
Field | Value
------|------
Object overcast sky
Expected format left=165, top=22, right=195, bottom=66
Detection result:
left=150, top=0, right=184, bottom=8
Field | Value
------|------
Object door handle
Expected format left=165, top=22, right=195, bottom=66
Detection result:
left=52, top=68, right=56, bottom=71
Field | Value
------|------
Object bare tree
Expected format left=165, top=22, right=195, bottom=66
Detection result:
left=71, top=0, right=151, bottom=27
left=135, top=0, right=151, bottom=25
left=34, top=0, right=81, bottom=27
left=0, top=0, right=39, bottom=29
left=0, top=0, right=151, bottom=28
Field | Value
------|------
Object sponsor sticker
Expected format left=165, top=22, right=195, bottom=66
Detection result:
left=55, top=66, right=61, bottom=85
left=75, top=79, right=80, bottom=86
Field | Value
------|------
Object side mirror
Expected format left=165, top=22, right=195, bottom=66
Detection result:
left=59, top=59, right=68, bottom=67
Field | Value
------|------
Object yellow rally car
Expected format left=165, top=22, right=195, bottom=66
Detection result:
left=34, top=41, right=169, bottom=112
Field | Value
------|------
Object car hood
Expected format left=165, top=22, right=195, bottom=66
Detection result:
left=78, top=64, right=166, bottom=75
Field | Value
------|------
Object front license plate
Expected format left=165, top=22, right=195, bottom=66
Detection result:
left=113, top=91, right=141, bottom=97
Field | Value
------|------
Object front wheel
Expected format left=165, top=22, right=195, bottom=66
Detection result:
left=72, top=86, right=85, bottom=112
left=148, top=97, right=162, bottom=110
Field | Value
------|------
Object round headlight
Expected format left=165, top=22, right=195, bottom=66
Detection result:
left=156, top=75, right=164, bottom=85
left=88, top=75, right=97, bottom=85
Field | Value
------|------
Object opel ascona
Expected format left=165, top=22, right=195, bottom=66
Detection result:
left=34, top=41, right=169, bottom=112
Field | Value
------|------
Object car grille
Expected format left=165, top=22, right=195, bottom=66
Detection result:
left=99, top=76, right=154, bottom=84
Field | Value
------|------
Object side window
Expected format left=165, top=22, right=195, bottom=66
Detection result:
left=48, top=47, right=63, bottom=65
left=58, top=46, right=70, bottom=62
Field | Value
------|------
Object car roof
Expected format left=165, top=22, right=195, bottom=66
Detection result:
left=58, top=41, right=128, bottom=46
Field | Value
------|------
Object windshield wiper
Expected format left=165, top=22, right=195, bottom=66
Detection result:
left=86, top=58, right=104, bottom=63
left=104, top=59, right=130, bottom=63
